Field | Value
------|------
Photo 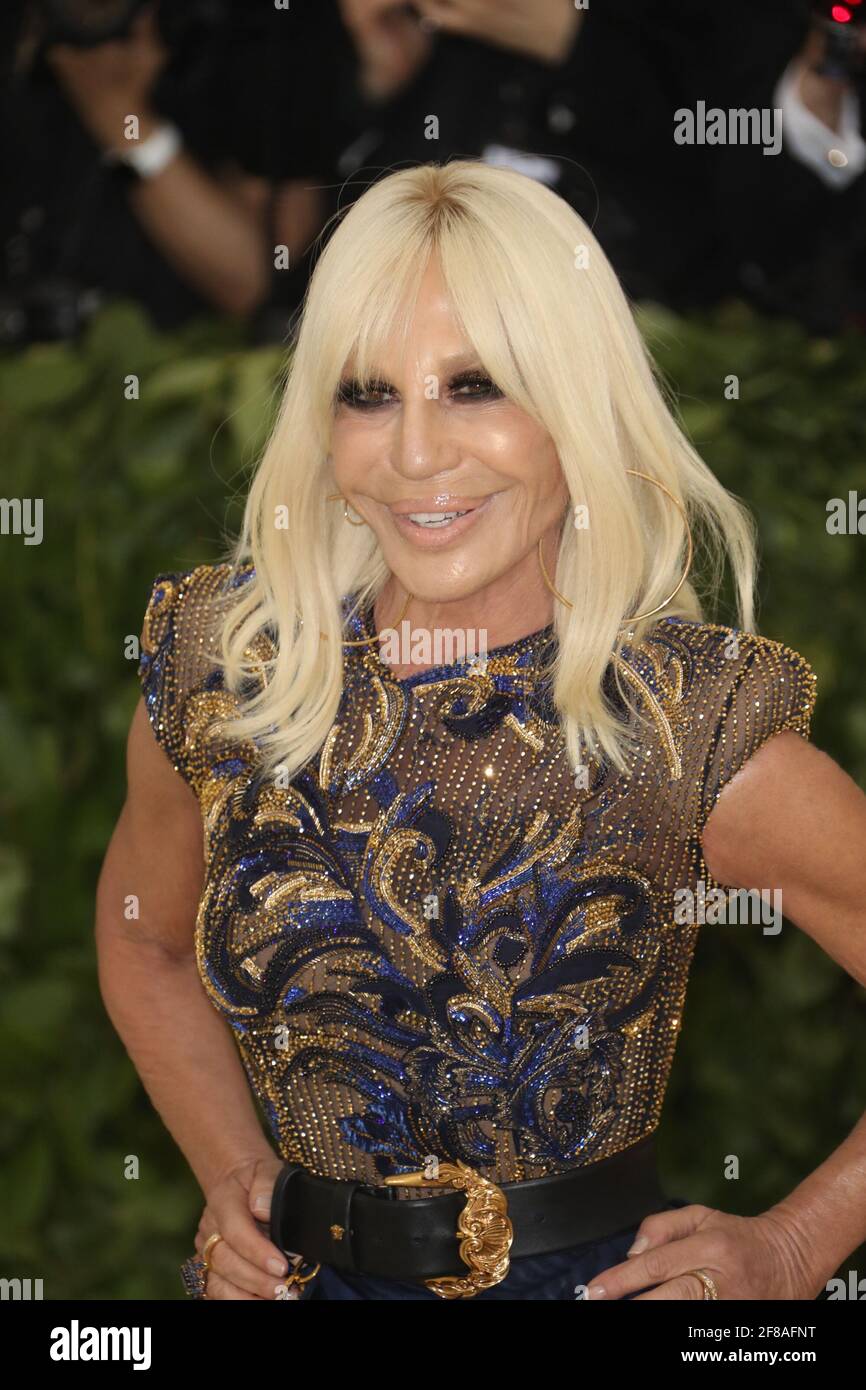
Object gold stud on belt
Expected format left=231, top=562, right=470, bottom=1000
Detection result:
left=383, top=1159, right=514, bottom=1299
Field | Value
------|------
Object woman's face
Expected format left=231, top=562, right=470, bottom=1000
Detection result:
left=329, top=256, right=569, bottom=608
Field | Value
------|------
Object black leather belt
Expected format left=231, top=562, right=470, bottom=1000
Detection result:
left=270, top=1135, right=666, bottom=1297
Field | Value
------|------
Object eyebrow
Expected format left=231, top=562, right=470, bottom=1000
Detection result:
left=437, top=350, right=486, bottom=371
left=341, top=351, right=487, bottom=381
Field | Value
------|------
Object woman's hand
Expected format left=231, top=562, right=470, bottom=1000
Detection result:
left=44, top=1, right=169, bottom=153
left=416, top=0, right=584, bottom=66
left=585, top=1204, right=824, bottom=1300
left=194, top=1153, right=306, bottom=1301
left=338, top=0, right=434, bottom=102
left=793, top=21, right=866, bottom=135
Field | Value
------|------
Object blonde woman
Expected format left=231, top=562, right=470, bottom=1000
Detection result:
left=97, top=161, right=866, bottom=1302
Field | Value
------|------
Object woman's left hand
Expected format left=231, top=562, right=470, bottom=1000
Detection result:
left=586, top=1204, right=823, bottom=1300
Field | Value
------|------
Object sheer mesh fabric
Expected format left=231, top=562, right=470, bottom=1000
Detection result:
left=138, top=563, right=817, bottom=1191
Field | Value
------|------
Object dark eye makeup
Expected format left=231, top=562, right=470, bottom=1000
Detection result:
left=335, top=370, right=504, bottom=410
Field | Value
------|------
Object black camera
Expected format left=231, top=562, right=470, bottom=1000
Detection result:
left=810, top=1, right=866, bottom=79
left=34, top=0, right=153, bottom=47
left=32, top=0, right=227, bottom=52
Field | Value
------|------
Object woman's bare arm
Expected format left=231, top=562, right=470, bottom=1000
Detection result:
left=585, top=731, right=866, bottom=1300
left=95, top=698, right=276, bottom=1197
left=700, top=731, right=866, bottom=1283
left=42, top=7, right=272, bottom=317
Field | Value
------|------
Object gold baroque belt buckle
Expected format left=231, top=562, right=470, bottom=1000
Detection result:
left=383, top=1158, right=514, bottom=1299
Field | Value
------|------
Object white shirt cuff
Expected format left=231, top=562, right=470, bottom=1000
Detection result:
left=774, top=58, right=866, bottom=189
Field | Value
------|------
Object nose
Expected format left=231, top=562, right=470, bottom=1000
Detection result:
left=390, top=390, right=461, bottom=483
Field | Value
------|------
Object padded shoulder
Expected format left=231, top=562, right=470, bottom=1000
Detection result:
left=137, top=562, right=248, bottom=794
left=659, top=618, right=818, bottom=836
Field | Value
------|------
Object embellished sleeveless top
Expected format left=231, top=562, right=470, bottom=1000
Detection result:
left=139, top=563, right=817, bottom=1189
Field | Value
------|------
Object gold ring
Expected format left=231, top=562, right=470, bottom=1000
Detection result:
left=202, top=1232, right=224, bottom=1270
left=688, top=1267, right=719, bottom=1299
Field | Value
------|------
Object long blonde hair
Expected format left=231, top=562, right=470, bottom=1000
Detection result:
left=214, top=160, right=757, bottom=781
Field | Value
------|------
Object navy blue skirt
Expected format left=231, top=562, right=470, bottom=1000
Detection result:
left=297, top=1195, right=692, bottom=1301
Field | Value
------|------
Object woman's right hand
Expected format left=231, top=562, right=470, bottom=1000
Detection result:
left=338, top=0, right=433, bottom=102
left=194, top=1153, right=306, bottom=1300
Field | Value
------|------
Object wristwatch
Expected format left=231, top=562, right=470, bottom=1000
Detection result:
left=102, top=120, right=183, bottom=185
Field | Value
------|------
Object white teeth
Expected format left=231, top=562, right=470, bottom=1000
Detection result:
left=406, top=511, right=468, bottom=527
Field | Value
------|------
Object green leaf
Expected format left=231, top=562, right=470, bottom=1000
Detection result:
left=142, top=357, right=226, bottom=403
left=0, top=349, right=89, bottom=412
left=81, top=300, right=158, bottom=366
left=0, top=1134, right=54, bottom=1236
left=225, top=347, right=285, bottom=458
left=0, top=844, right=28, bottom=940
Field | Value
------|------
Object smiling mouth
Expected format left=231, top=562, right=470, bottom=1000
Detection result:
left=406, top=511, right=469, bottom=528
left=385, top=494, right=494, bottom=544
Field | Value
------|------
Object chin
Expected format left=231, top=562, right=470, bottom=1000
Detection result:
left=386, top=559, right=495, bottom=607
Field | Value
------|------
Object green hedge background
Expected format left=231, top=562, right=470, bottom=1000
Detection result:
left=0, top=298, right=864, bottom=1298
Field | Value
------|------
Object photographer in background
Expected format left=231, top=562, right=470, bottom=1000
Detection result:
left=334, top=2, right=637, bottom=284
left=0, top=0, right=347, bottom=345
left=333, top=2, right=728, bottom=309
left=782, top=1, right=866, bottom=186
left=334, top=1, right=866, bottom=332
left=698, top=0, right=866, bottom=333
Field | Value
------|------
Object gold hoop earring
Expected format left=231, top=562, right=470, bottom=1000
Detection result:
left=538, top=469, right=694, bottom=625
left=326, top=491, right=368, bottom=526
left=322, top=492, right=414, bottom=646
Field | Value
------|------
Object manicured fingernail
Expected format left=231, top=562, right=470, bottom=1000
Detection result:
left=254, top=1195, right=270, bottom=1212
left=627, top=1236, right=648, bottom=1256
left=268, top=1257, right=287, bottom=1275
left=587, top=1284, right=606, bottom=1299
